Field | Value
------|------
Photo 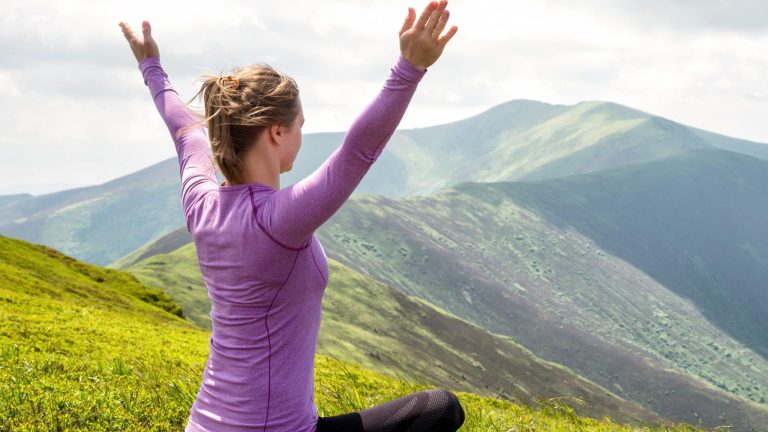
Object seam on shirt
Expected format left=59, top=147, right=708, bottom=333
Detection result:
left=309, top=244, right=327, bottom=286
left=367, top=137, right=391, bottom=165
left=367, top=132, right=394, bottom=164
left=183, top=188, right=212, bottom=229
left=263, top=250, right=301, bottom=432
left=249, top=186, right=312, bottom=251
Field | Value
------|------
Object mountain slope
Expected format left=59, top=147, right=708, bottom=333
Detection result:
left=0, top=234, right=200, bottom=429
left=493, top=148, right=768, bottom=358
left=311, top=149, right=768, bottom=429
left=0, top=235, right=695, bottom=431
left=0, top=193, right=33, bottom=208
left=0, top=158, right=185, bottom=266
left=109, top=225, right=192, bottom=270
left=117, top=242, right=659, bottom=423
left=4, top=99, right=768, bottom=266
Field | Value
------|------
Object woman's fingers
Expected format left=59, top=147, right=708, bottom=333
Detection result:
left=399, top=1, right=457, bottom=69
left=431, top=10, right=450, bottom=40
left=141, top=21, right=153, bottom=42
left=414, top=1, right=437, bottom=30
left=119, top=22, right=139, bottom=45
left=437, top=25, right=458, bottom=47
left=119, top=22, right=142, bottom=64
left=424, top=0, right=447, bottom=32
left=400, top=7, right=416, bottom=36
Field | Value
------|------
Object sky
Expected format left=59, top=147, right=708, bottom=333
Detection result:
left=2, top=0, right=768, bottom=195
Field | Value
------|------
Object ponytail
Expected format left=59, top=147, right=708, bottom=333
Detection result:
left=184, top=64, right=300, bottom=185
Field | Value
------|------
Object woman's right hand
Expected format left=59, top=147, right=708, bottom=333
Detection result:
left=399, top=0, right=458, bottom=70
left=119, top=20, right=160, bottom=65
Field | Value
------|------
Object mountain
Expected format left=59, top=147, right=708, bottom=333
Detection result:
left=494, top=148, right=768, bottom=359
left=0, top=193, right=33, bottom=208
left=0, top=158, right=185, bottom=266
left=109, top=149, right=768, bottom=429
left=310, top=149, right=768, bottom=429
left=3, top=100, right=768, bottom=265
left=0, top=235, right=694, bottom=431
left=115, top=241, right=659, bottom=423
left=375, top=100, right=768, bottom=192
left=109, top=226, right=193, bottom=275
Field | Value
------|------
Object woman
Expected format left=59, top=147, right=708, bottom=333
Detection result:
left=119, top=2, right=463, bottom=431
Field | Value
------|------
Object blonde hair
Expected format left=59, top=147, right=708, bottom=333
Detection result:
left=185, top=64, right=300, bottom=185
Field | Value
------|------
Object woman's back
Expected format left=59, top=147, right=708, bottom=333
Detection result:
left=138, top=54, right=425, bottom=431
left=190, top=184, right=329, bottom=432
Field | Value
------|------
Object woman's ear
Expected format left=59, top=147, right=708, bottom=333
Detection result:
left=268, top=124, right=284, bottom=145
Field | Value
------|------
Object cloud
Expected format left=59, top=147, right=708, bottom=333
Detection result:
left=553, top=0, right=768, bottom=32
left=3, top=0, right=768, bottom=195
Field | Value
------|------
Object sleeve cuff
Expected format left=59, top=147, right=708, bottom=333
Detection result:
left=138, top=56, right=164, bottom=86
left=138, top=56, right=161, bottom=72
left=394, top=56, right=427, bottom=84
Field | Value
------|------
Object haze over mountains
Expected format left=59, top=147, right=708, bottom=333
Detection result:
left=2, top=99, right=768, bottom=429
left=4, top=99, right=768, bottom=265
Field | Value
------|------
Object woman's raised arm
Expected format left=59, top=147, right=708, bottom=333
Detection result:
left=260, top=1, right=458, bottom=249
left=119, top=21, right=218, bottom=233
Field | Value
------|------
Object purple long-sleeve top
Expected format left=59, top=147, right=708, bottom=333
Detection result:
left=139, top=56, right=425, bottom=432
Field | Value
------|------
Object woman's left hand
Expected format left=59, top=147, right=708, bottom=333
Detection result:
left=399, top=0, right=458, bottom=70
left=118, top=20, right=160, bottom=64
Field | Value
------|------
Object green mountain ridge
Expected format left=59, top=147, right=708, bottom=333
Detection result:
left=4, top=99, right=768, bottom=266
left=109, top=148, right=768, bottom=430
left=485, top=149, right=768, bottom=358
left=520, top=115, right=711, bottom=181
left=0, top=235, right=698, bottom=431
left=0, top=158, right=184, bottom=265
left=310, top=148, right=768, bottom=429
left=117, top=241, right=660, bottom=424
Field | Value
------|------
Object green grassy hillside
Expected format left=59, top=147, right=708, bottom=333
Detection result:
left=108, top=227, right=191, bottom=271
left=0, top=234, right=198, bottom=429
left=0, top=235, right=701, bottom=431
left=312, top=150, right=768, bottom=430
left=119, top=241, right=659, bottom=423
left=119, top=242, right=209, bottom=327
left=108, top=148, right=768, bottom=429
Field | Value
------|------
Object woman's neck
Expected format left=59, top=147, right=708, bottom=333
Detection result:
left=232, top=141, right=281, bottom=190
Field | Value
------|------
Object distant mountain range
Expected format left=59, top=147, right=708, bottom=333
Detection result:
left=4, top=99, right=768, bottom=265
left=110, top=148, right=768, bottom=429
left=3, top=99, right=768, bottom=429
left=314, top=148, right=768, bottom=426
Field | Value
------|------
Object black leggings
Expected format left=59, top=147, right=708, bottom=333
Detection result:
left=316, top=389, right=465, bottom=432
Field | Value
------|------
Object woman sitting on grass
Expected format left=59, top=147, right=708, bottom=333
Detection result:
left=119, top=2, right=462, bottom=431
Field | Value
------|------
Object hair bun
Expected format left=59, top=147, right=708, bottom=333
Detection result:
left=219, top=75, right=240, bottom=90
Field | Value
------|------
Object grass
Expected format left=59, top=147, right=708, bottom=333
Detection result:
left=0, top=234, right=704, bottom=431
left=314, top=356, right=703, bottom=432
left=122, top=241, right=668, bottom=424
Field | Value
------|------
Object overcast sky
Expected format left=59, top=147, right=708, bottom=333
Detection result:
left=2, top=0, right=768, bottom=195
